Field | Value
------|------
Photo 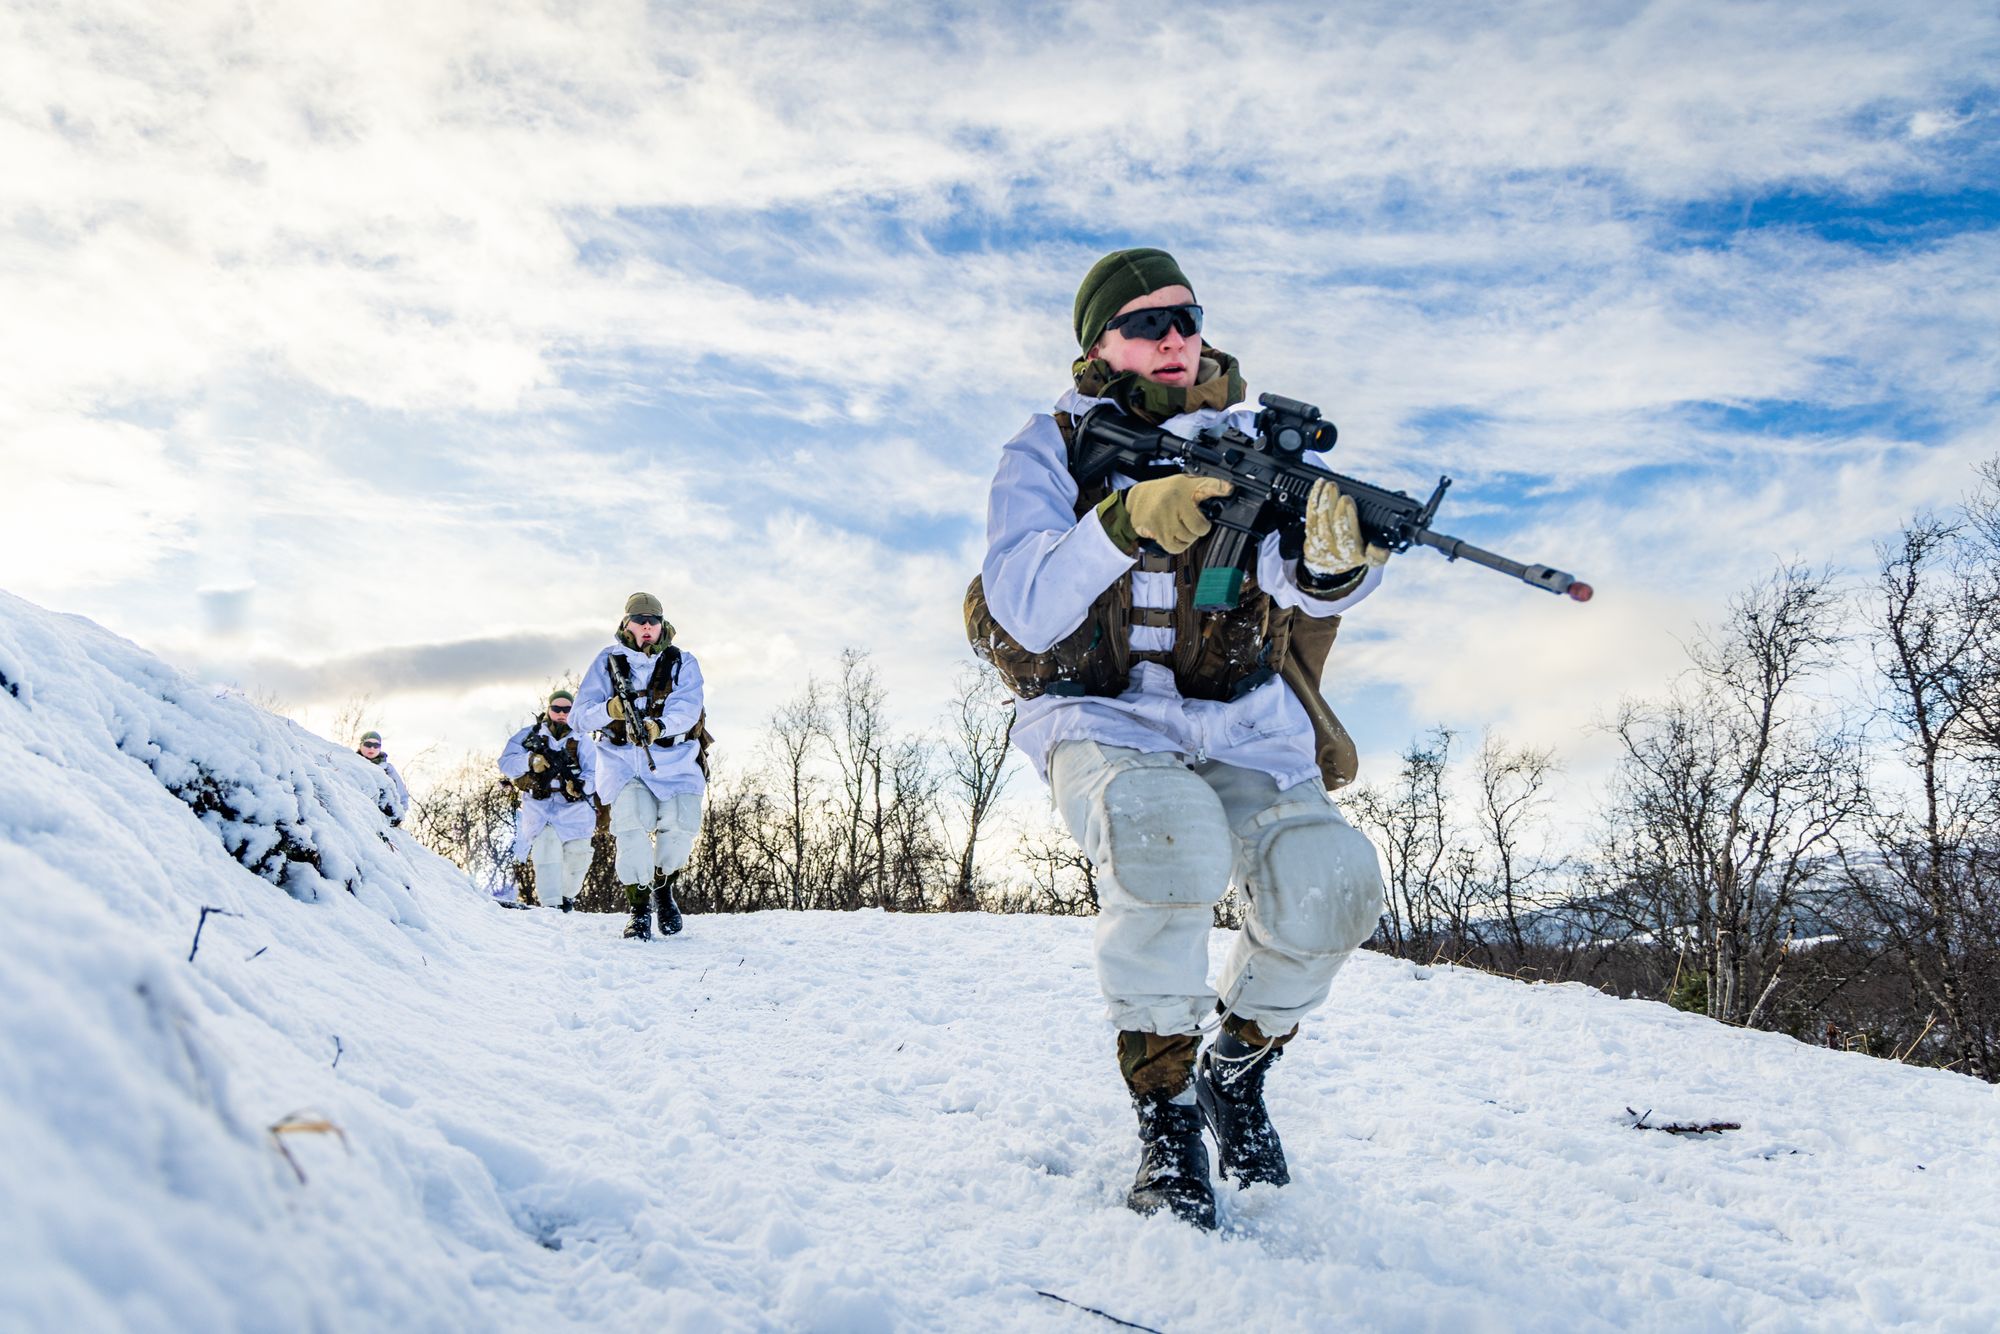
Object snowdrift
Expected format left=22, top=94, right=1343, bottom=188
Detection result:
left=2, top=587, right=1997, bottom=1333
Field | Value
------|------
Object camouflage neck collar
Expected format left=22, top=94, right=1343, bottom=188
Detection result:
left=616, top=625, right=674, bottom=656
left=1070, top=346, right=1246, bottom=424
left=363, top=751, right=386, bottom=766
left=542, top=716, right=572, bottom=739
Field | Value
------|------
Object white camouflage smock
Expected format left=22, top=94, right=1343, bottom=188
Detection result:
left=982, top=388, right=1381, bottom=787
left=571, top=643, right=706, bottom=801
left=496, top=720, right=599, bottom=861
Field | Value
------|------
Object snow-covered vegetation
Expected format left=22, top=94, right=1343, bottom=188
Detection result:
left=4, top=585, right=1999, bottom=1330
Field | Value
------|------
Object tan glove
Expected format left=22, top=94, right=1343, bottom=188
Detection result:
left=606, top=696, right=629, bottom=722
left=510, top=773, right=538, bottom=793
left=1303, top=480, right=1389, bottom=578
left=1125, top=475, right=1235, bottom=555
left=529, top=753, right=551, bottom=773
left=642, top=719, right=666, bottom=745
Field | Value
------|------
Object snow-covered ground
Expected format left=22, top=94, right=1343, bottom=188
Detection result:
left=3, top=585, right=1999, bottom=1334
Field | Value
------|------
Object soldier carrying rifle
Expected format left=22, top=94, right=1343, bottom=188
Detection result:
left=572, top=593, right=708, bottom=941
left=969, top=248, right=1391, bottom=1229
left=497, top=689, right=597, bottom=910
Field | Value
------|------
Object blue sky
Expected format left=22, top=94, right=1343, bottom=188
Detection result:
left=3, top=0, right=1997, bottom=816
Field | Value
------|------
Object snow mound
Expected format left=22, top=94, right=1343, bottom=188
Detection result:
left=2, top=587, right=1998, bottom=1333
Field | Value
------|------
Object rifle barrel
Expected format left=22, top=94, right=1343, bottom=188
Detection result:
left=1414, top=529, right=1593, bottom=601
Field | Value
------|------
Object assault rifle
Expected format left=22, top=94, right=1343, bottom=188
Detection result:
left=604, top=654, right=657, bottom=772
left=1071, top=394, right=1595, bottom=612
left=519, top=723, right=587, bottom=800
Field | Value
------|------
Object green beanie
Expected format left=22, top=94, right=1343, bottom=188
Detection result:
left=360, top=730, right=382, bottom=744
left=1074, top=247, right=1195, bottom=351
left=623, top=591, right=664, bottom=619
left=548, top=688, right=574, bottom=706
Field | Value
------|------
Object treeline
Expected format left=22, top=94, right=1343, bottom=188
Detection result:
left=1351, top=460, right=2000, bottom=1082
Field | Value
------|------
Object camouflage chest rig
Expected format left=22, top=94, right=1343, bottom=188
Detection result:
left=604, top=646, right=716, bottom=779
left=515, top=725, right=588, bottom=803
left=966, top=411, right=1359, bottom=788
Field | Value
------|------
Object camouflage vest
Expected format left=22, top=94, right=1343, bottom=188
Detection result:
left=966, top=413, right=1358, bottom=786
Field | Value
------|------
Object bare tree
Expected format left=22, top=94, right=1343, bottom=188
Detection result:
left=1001, top=815, right=1099, bottom=917
left=828, top=648, right=888, bottom=908
left=1599, top=565, right=1864, bottom=1027
left=1474, top=732, right=1565, bottom=959
left=1841, top=487, right=2000, bottom=1078
left=942, top=663, right=1015, bottom=911
left=406, top=754, right=519, bottom=895
left=881, top=736, right=950, bottom=910
left=759, top=676, right=828, bottom=910
left=331, top=693, right=376, bottom=750
left=1344, top=727, right=1476, bottom=960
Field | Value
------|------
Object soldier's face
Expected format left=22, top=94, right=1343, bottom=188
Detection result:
left=1090, top=285, right=1203, bottom=388
left=628, top=617, right=663, bottom=646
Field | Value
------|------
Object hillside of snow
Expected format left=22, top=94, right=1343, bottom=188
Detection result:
left=2, top=586, right=1998, bottom=1333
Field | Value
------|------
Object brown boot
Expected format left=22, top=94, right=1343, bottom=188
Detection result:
left=1116, top=1031, right=1213, bottom=1229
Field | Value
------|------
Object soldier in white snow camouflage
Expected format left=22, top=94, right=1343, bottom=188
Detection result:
left=497, top=688, right=597, bottom=910
left=571, top=592, right=707, bottom=941
left=357, top=729, right=409, bottom=827
left=971, top=247, right=1389, bottom=1229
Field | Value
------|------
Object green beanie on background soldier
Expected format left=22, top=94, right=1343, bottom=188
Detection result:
left=971, top=246, right=1390, bottom=1228
left=569, top=591, right=708, bottom=941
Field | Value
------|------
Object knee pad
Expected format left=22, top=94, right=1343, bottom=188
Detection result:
left=1097, top=764, right=1232, bottom=907
left=1250, top=818, right=1385, bottom=957
left=609, top=785, right=655, bottom=838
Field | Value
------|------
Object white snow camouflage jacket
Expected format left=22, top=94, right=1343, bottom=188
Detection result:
left=497, top=720, right=599, bottom=859
left=365, top=753, right=410, bottom=823
left=981, top=388, right=1380, bottom=789
left=572, top=641, right=707, bottom=801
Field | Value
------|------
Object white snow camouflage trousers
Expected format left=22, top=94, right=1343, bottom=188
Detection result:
left=1049, top=739, right=1385, bottom=1035
left=608, top=779, right=703, bottom=886
left=528, top=825, right=594, bottom=905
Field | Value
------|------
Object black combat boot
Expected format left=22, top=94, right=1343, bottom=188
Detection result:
left=654, top=870, right=684, bottom=936
left=620, top=885, right=652, bottom=940
left=1127, top=1090, right=1216, bottom=1229
left=1194, top=1026, right=1290, bottom=1188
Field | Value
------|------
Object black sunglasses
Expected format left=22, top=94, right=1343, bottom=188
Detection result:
left=1104, top=303, right=1202, bottom=342
left=628, top=615, right=663, bottom=627
left=548, top=704, right=572, bottom=713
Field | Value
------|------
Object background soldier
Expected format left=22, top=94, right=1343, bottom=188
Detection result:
left=357, top=729, right=409, bottom=827
left=974, top=247, right=1389, bottom=1229
left=571, top=592, right=706, bottom=940
left=497, top=688, right=597, bottom=910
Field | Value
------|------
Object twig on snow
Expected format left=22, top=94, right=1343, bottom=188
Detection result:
left=187, top=906, right=241, bottom=962
left=1626, top=1106, right=1741, bottom=1136
left=331, top=1036, right=344, bottom=1068
left=1035, top=1290, right=1164, bottom=1333
left=244, top=946, right=268, bottom=962
left=268, top=1112, right=350, bottom=1184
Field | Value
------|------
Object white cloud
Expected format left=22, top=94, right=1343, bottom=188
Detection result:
left=2, top=0, right=1995, bottom=804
